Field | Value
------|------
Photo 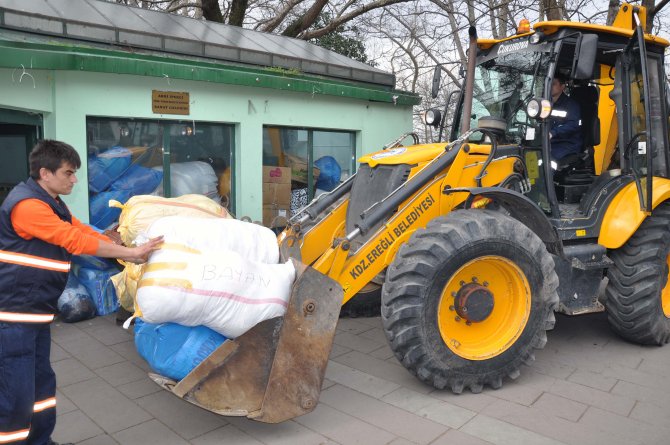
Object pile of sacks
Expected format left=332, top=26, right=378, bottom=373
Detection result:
left=109, top=194, right=295, bottom=381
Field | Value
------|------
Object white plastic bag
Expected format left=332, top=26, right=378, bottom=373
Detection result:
left=145, top=216, right=279, bottom=264
left=136, top=246, right=295, bottom=338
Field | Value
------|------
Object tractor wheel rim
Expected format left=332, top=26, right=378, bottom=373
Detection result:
left=437, top=255, right=531, bottom=360
left=662, top=255, right=670, bottom=318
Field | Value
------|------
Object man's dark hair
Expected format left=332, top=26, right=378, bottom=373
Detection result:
left=29, top=140, right=81, bottom=179
left=554, top=72, right=568, bottom=85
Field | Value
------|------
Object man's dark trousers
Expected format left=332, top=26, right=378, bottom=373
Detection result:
left=0, top=322, right=56, bottom=444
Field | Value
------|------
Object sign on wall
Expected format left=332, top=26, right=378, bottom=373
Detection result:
left=152, top=90, right=190, bottom=115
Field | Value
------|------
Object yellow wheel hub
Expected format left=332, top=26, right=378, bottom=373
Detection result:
left=437, top=255, right=531, bottom=360
left=662, top=255, right=670, bottom=318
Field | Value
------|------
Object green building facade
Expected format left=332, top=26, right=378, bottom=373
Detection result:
left=0, top=0, right=418, bottom=227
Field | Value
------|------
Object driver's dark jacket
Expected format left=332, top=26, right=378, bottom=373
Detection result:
left=549, top=93, right=583, bottom=160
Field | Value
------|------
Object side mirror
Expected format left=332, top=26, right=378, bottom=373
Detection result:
left=431, top=65, right=442, bottom=99
left=571, top=34, right=598, bottom=80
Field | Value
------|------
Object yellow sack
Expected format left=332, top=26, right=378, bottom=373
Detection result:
left=110, top=270, right=133, bottom=312
left=110, top=194, right=232, bottom=246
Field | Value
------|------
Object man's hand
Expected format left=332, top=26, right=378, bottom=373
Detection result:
left=125, top=236, right=164, bottom=264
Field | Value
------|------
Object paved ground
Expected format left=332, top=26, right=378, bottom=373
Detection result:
left=51, top=311, right=670, bottom=445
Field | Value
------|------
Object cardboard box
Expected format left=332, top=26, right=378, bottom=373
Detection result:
left=286, top=155, right=320, bottom=184
left=262, top=166, right=291, bottom=184
left=263, top=204, right=290, bottom=228
left=263, top=182, right=291, bottom=205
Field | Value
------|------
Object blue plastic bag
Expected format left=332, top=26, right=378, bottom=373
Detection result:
left=89, top=190, right=131, bottom=229
left=109, top=164, right=163, bottom=196
left=315, top=156, right=341, bottom=191
left=88, top=146, right=132, bottom=193
left=57, top=273, right=97, bottom=323
left=134, top=319, right=227, bottom=381
left=76, top=267, right=119, bottom=316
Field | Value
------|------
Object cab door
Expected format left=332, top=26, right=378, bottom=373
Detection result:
left=617, top=25, right=655, bottom=212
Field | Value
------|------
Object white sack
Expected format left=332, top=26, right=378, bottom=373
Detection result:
left=145, top=216, right=279, bottom=264
left=136, top=246, right=295, bottom=338
left=153, top=161, right=219, bottom=199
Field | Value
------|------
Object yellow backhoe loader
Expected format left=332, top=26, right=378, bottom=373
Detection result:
left=151, top=3, right=670, bottom=422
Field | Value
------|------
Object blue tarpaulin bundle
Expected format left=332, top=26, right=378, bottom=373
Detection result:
left=134, top=319, right=227, bottom=381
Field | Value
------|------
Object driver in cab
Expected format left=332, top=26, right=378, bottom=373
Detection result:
left=549, top=73, right=583, bottom=162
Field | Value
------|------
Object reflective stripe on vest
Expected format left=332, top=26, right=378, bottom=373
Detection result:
left=0, top=312, right=55, bottom=323
left=0, top=249, right=70, bottom=272
left=34, top=397, right=56, bottom=413
left=0, top=428, right=30, bottom=443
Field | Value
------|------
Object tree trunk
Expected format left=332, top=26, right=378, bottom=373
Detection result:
left=201, top=0, right=224, bottom=23
left=605, top=0, right=619, bottom=25
left=282, top=0, right=329, bottom=37
left=229, top=0, right=249, bottom=26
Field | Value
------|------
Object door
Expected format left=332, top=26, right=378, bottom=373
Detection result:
left=0, top=109, right=42, bottom=204
left=619, top=25, right=654, bottom=212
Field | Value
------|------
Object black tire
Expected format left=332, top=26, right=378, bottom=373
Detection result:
left=381, top=209, right=559, bottom=393
left=340, top=284, right=382, bottom=318
left=605, top=202, right=670, bottom=345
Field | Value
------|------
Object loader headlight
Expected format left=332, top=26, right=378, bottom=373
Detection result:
left=423, top=109, right=442, bottom=128
left=526, top=98, right=552, bottom=119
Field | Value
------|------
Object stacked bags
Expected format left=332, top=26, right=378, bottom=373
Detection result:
left=134, top=216, right=295, bottom=338
left=88, top=147, right=163, bottom=229
left=109, top=194, right=293, bottom=380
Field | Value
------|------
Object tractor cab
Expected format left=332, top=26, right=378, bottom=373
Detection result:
left=432, top=4, right=670, bottom=234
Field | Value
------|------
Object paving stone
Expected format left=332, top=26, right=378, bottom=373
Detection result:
left=319, top=384, right=449, bottom=444
left=135, top=390, right=228, bottom=440
left=353, top=315, right=384, bottom=328
left=117, top=377, right=165, bottom=400
left=95, top=360, right=148, bottom=387
left=51, top=342, right=71, bottom=362
left=190, top=424, right=264, bottom=445
left=78, top=434, right=120, bottom=445
left=52, top=358, right=97, bottom=388
left=566, top=369, right=617, bottom=392
left=369, top=343, right=395, bottom=360
left=531, top=392, right=587, bottom=422
left=295, top=401, right=396, bottom=444
left=52, top=321, right=91, bottom=344
left=56, top=390, right=77, bottom=415
left=329, top=342, right=351, bottom=358
left=337, top=317, right=376, bottom=335
left=611, top=380, right=670, bottom=408
left=486, top=368, right=554, bottom=406
left=60, top=377, right=153, bottom=433
left=528, top=354, right=576, bottom=380
left=110, top=340, right=152, bottom=371
left=52, top=410, right=103, bottom=444
left=357, top=326, right=388, bottom=344
left=637, top=349, right=670, bottom=375
left=226, top=416, right=336, bottom=445
left=602, top=363, right=670, bottom=392
left=56, top=335, right=127, bottom=370
left=578, top=406, right=670, bottom=445
left=333, top=350, right=432, bottom=394
left=430, top=429, right=495, bottom=445
left=381, top=387, right=476, bottom=429
left=386, top=438, right=418, bottom=445
left=429, top=389, right=498, bottom=413
left=80, top=319, right=133, bottom=346
left=325, top=360, right=400, bottom=398
left=112, top=419, right=190, bottom=445
left=480, top=399, right=631, bottom=445
left=548, top=379, right=635, bottom=417
left=333, top=330, right=387, bottom=353
left=460, top=414, right=565, bottom=445
left=629, top=400, right=670, bottom=427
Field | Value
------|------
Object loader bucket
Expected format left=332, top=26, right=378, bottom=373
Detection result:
left=148, top=261, right=343, bottom=423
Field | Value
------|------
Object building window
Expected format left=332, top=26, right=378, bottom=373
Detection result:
left=86, top=117, right=233, bottom=229
left=262, top=126, right=355, bottom=227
